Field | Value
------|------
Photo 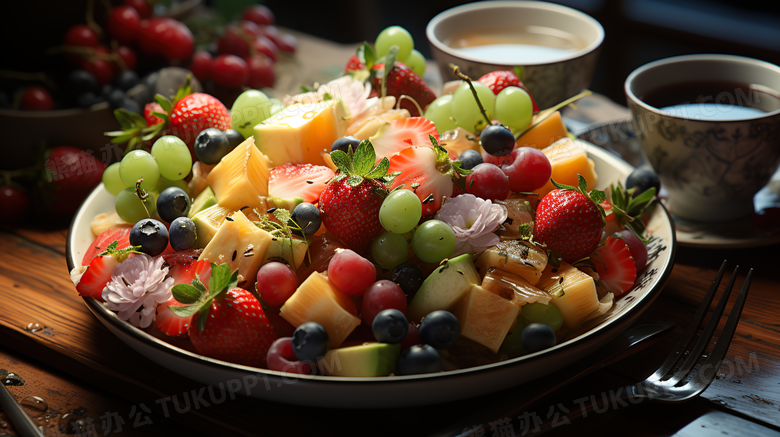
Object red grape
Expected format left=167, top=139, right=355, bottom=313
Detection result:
left=327, top=249, right=376, bottom=296
left=465, top=163, right=510, bottom=201
left=0, top=186, right=30, bottom=224
left=500, top=147, right=551, bottom=193
left=20, top=87, right=54, bottom=111
left=618, top=229, right=648, bottom=271
left=139, top=18, right=193, bottom=60
left=65, top=25, right=99, bottom=47
left=256, top=262, right=298, bottom=306
left=245, top=54, right=275, bottom=89
left=266, top=338, right=314, bottom=374
left=81, top=55, right=114, bottom=86
left=242, top=5, right=275, bottom=25
left=261, top=26, right=296, bottom=53
left=124, top=0, right=152, bottom=19
left=361, top=280, right=407, bottom=327
left=113, top=46, right=137, bottom=72
left=211, top=55, right=249, bottom=89
left=251, top=36, right=278, bottom=62
left=108, top=6, right=141, bottom=44
left=188, top=50, right=213, bottom=82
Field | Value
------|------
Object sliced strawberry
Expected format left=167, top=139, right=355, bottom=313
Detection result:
left=371, top=62, right=436, bottom=117
left=156, top=259, right=211, bottom=337
left=345, top=54, right=365, bottom=73
left=168, top=259, right=212, bottom=287
left=590, top=236, right=637, bottom=296
left=269, top=163, right=335, bottom=204
left=478, top=70, right=540, bottom=112
left=388, top=146, right=455, bottom=216
left=82, top=228, right=131, bottom=266
left=144, top=102, right=165, bottom=126
left=370, top=117, right=439, bottom=162
left=156, top=298, right=192, bottom=337
left=76, top=255, right=120, bottom=300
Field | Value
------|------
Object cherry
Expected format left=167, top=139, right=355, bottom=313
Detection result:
left=217, top=24, right=278, bottom=62
left=65, top=24, right=99, bottom=48
left=245, top=54, right=275, bottom=89
left=261, top=26, right=296, bottom=53
left=108, top=6, right=141, bottom=44
left=252, top=36, right=278, bottom=62
left=266, top=338, right=315, bottom=374
left=81, top=54, right=114, bottom=86
left=124, top=0, right=152, bottom=19
left=361, top=280, right=407, bottom=327
left=465, top=163, right=510, bottom=201
left=21, top=87, right=54, bottom=111
left=112, top=46, right=137, bottom=72
left=0, top=185, right=31, bottom=224
left=500, top=147, right=551, bottom=193
left=242, top=5, right=275, bottom=25
left=139, top=18, right=193, bottom=60
left=211, top=55, right=249, bottom=89
left=188, top=50, right=213, bottom=82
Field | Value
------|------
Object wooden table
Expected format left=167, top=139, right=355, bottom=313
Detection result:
left=2, top=33, right=780, bottom=437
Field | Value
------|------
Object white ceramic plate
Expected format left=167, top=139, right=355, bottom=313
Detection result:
left=66, top=144, right=676, bottom=409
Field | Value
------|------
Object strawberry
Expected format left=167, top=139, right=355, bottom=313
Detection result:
left=319, top=141, right=397, bottom=253
left=156, top=259, right=211, bottom=337
left=533, top=175, right=606, bottom=263
left=144, top=102, right=165, bottom=126
left=269, top=163, right=335, bottom=204
left=345, top=54, right=365, bottom=73
left=82, top=227, right=131, bottom=266
left=39, top=146, right=107, bottom=218
left=168, top=92, right=232, bottom=151
left=170, top=263, right=277, bottom=366
left=590, top=236, right=637, bottom=296
left=370, top=117, right=439, bottom=162
left=478, top=70, right=540, bottom=112
left=388, top=137, right=471, bottom=216
left=371, top=61, right=436, bottom=117
left=75, top=241, right=138, bottom=300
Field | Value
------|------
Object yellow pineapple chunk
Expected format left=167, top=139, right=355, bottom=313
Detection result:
left=198, top=211, right=273, bottom=284
left=280, top=272, right=361, bottom=348
left=207, top=137, right=271, bottom=210
left=475, top=240, right=548, bottom=285
left=190, top=204, right=232, bottom=248
left=537, top=262, right=600, bottom=330
left=452, top=285, right=520, bottom=353
left=538, top=138, right=598, bottom=198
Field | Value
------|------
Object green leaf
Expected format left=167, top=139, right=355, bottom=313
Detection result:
left=550, top=178, right=577, bottom=191
left=111, top=133, right=136, bottom=144
left=452, top=160, right=474, bottom=176
left=352, top=140, right=376, bottom=176
left=358, top=42, right=376, bottom=69
left=154, top=94, right=172, bottom=113
left=627, top=187, right=656, bottom=212
left=578, top=174, right=588, bottom=193
left=127, top=111, right=147, bottom=127
left=104, top=130, right=128, bottom=137
left=514, top=66, right=525, bottom=81
left=114, top=109, right=133, bottom=129
left=171, top=284, right=203, bottom=304
left=208, top=263, right=231, bottom=297
left=589, top=189, right=606, bottom=204
left=322, top=92, right=333, bottom=101
left=330, top=150, right=353, bottom=175
left=272, top=208, right=292, bottom=225
left=172, top=76, right=193, bottom=105
left=151, top=111, right=168, bottom=121
left=379, top=171, right=401, bottom=186
left=106, top=241, right=118, bottom=251
left=365, top=157, right=389, bottom=179
left=346, top=175, right=364, bottom=187
left=197, top=300, right=212, bottom=331
left=429, top=134, right=440, bottom=148
left=381, top=45, right=399, bottom=99
left=169, top=305, right=201, bottom=318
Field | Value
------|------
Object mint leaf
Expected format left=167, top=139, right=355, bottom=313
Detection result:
left=208, top=263, right=231, bottom=297
left=172, top=284, right=203, bottom=304
left=197, top=300, right=212, bottom=331
left=366, top=157, right=390, bottom=179
left=578, top=174, right=588, bottom=193
left=359, top=42, right=376, bottom=69
left=352, top=140, right=376, bottom=176
left=330, top=150, right=352, bottom=175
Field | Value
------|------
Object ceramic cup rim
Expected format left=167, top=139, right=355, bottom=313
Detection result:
left=426, top=0, right=605, bottom=67
left=624, top=54, right=780, bottom=123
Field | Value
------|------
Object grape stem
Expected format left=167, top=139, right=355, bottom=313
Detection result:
left=450, top=64, right=492, bottom=127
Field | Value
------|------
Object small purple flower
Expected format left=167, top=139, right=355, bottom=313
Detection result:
left=435, top=194, right=508, bottom=256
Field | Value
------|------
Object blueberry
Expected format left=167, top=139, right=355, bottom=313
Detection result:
left=107, top=89, right=127, bottom=109
left=457, top=149, right=483, bottom=170
left=290, top=202, right=321, bottom=235
left=391, top=263, right=424, bottom=296
left=114, top=70, right=140, bottom=91
left=193, top=128, right=231, bottom=165
left=419, top=310, right=460, bottom=349
left=331, top=136, right=361, bottom=154
left=397, top=344, right=441, bottom=375
left=157, top=187, right=191, bottom=223
left=101, top=85, right=114, bottom=99
left=480, top=124, right=515, bottom=157
left=129, top=219, right=169, bottom=256
left=224, top=129, right=244, bottom=149
left=626, top=165, right=660, bottom=197
left=169, top=217, right=197, bottom=251
left=67, top=70, right=97, bottom=96
left=76, top=92, right=102, bottom=108
left=372, top=309, right=409, bottom=344
left=292, top=322, right=330, bottom=361
left=520, top=323, right=557, bottom=353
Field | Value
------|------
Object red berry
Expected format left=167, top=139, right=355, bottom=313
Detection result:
left=211, top=55, right=249, bottom=88
left=188, top=50, right=213, bottom=82
left=361, top=280, right=407, bottom=327
left=20, top=87, right=54, bottom=111
left=256, top=262, right=298, bottom=306
left=245, top=54, right=275, bottom=89
left=501, top=147, right=551, bottom=193
left=65, top=24, right=99, bottom=47
left=328, top=249, right=376, bottom=296
left=113, top=46, right=137, bottom=72
left=465, top=163, right=510, bottom=201
left=139, top=18, right=193, bottom=60
left=400, top=322, right=420, bottom=351
left=0, top=186, right=30, bottom=224
left=124, top=0, right=152, bottom=19
left=81, top=57, right=114, bottom=86
left=108, top=6, right=141, bottom=44
left=266, top=338, right=314, bottom=374
left=618, top=229, right=648, bottom=271
left=242, top=5, right=275, bottom=25
left=590, top=236, right=637, bottom=296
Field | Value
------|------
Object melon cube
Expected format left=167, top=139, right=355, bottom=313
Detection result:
left=538, top=138, right=598, bottom=198
left=515, top=111, right=568, bottom=150
left=198, top=210, right=273, bottom=284
left=207, top=137, right=271, bottom=211
left=452, top=284, right=520, bottom=353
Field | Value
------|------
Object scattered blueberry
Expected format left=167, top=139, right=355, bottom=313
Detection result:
left=391, top=263, right=424, bottom=297
left=114, top=70, right=140, bottom=91
left=419, top=310, right=460, bottom=349
left=292, top=322, right=330, bottom=361
left=331, top=136, right=361, bottom=154
left=397, top=344, right=441, bottom=375
left=520, top=323, right=557, bottom=353
left=457, top=149, right=483, bottom=170
left=194, top=128, right=231, bottom=165
left=626, top=165, right=660, bottom=197
left=157, top=187, right=191, bottom=223
left=290, top=202, right=321, bottom=235
left=480, top=124, right=515, bottom=157
left=101, top=85, right=114, bottom=99
left=129, top=218, right=169, bottom=256
left=169, top=217, right=197, bottom=252
left=372, top=309, right=409, bottom=344
left=67, top=70, right=97, bottom=96
left=224, top=129, right=244, bottom=149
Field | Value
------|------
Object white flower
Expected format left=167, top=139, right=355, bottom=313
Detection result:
left=102, top=255, right=174, bottom=328
left=435, top=194, right=508, bottom=256
left=282, top=75, right=371, bottom=118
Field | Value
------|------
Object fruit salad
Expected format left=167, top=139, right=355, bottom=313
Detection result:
left=69, top=26, right=660, bottom=378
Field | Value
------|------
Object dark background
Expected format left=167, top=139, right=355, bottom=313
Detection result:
left=3, top=0, right=780, bottom=105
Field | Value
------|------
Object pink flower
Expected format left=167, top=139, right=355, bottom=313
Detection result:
left=435, top=194, right=508, bottom=256
left=102, top=255, right=173, bottom=328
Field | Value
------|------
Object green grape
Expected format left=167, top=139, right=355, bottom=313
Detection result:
left=269, top=98, right=285, bottom=117
left=412, top=220, right=455, bottom=264
left=495, top=86, right=533, bottom=133
left=374, top=26, right=414, bottom=61
left=521, top=301, right=563, bottom=331
left=404, top=49, right=426, bottom=77
left=451, top=81, right=495, bottom=134
left=119, top=150, right=160, bottom=191
left=371, top=232, right=409, bottom=270
left=102, top=162, right=128, bottom=196
left=499, top=316, right=528, bottom=358
left=231, top=90, right=272, bottom=138
left=424, top=94, right=458, bottom=134
left=379, top=189, right=422, bottom=234
left=115, top=187, right=157, bottom=223
left=151, top=136, right=192, bottom=181
left=156, top=177, right=188, bottom=194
